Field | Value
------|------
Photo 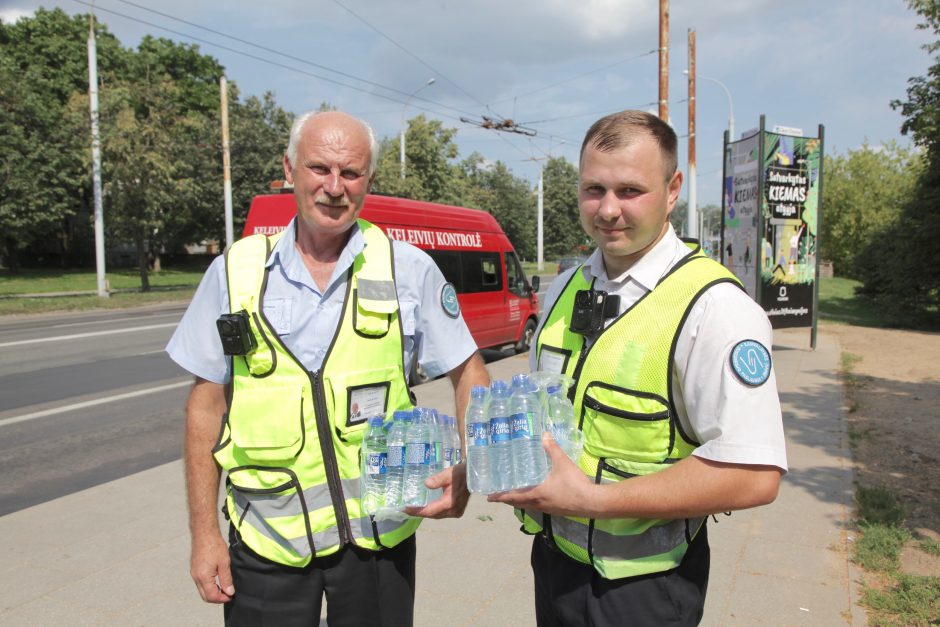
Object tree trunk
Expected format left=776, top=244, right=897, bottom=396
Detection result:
left=4, top=238, right=20, bottom=273
left=136, top=233, right=151, bottom=292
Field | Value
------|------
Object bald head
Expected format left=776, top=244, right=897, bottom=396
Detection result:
left=286, top=110, right=378, bottom=176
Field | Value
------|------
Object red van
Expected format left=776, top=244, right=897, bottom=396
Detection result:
left=243, top=192, right=540, bottom=372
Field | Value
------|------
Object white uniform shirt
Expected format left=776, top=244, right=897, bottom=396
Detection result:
left=167, top=218, right=478, bottom=384
left=531, top=225, right=787, bottom=471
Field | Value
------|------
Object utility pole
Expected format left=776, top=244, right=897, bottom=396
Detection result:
left=687, top=28, right=698, bottom=240
left=87, top=11, right=108, bottom=298
left=220, top=76, right=234, bottom=249
left=658, top=0, right=669, bottom=121
left=537, top=167, right=544, bottom=272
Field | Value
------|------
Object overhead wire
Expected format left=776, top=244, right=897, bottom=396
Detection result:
left=72, top=0, right=475, bottom=124
left=330, top=0, right=499, bottom=116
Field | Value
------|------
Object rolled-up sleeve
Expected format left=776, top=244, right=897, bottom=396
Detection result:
left=165, top=256, right=231, bottom=384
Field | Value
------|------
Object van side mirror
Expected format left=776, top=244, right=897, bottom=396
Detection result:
left=530, top=275, right=540, bottom=292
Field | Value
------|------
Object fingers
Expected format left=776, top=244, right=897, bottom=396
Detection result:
left=191, top=538, right=234, bottom=604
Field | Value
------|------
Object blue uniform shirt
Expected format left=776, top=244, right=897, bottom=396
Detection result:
left=166, top=218, right=478, bottom=384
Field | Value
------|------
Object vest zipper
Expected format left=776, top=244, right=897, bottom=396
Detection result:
left=311, top=369, right=353, bottom=546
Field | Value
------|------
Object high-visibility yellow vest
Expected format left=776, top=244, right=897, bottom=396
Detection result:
left=212, top=219, right=420, bottom=567
left=522, top=243, right=741, bottom=579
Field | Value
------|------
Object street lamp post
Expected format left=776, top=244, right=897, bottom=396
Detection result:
left=688, top=70, right=734, bottom=140
left=400, top=78, right=435, bottom=179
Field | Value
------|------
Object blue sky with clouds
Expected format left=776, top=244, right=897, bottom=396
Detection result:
left=3, top=0, right=933, bottom=210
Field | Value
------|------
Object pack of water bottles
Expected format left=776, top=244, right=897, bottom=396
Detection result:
left=466, top=372, right=583, bottom=495
left=359, top=407, right=462, bottom=519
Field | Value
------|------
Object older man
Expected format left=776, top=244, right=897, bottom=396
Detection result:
left=167, top=110, right=487, bottom=626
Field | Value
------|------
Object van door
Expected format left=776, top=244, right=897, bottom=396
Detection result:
left=501, top=251, right=530, bottom=346
left=426, top=249, right=504, bottom=350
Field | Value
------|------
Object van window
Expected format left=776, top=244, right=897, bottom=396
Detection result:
left=427, top=250, right=502, bottom=294
left=505, top=252, right=528, bottom=297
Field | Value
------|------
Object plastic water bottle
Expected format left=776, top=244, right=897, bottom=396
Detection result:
left=509, top=373, right=548, bottom=488
left=546, top=384, right=583, bottom=463
left=402, top=407, right=431, bottom=507
left=360, top=416, right=388, bottom=515
left=384, top=410, right=410, bottom=513
left=451, top=416, right=463, bottom=466
left=488, top=380, right=514, bottom=492
left=427, top=409, right=444, bottom=501
left=466, top=385, right=493, bottom=493
left=442, top=415, right=456, bottom=468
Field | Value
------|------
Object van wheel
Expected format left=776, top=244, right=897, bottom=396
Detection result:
left=515, top=318, right=537, bottom=354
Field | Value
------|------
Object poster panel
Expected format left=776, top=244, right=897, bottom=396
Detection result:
left=721, top=132, right=760, bottom=300
left=760, top=132, right=821, bottom=329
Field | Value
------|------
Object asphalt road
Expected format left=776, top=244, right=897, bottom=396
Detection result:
left=0, top=304, right=192, bottom=516
left=0, top=275, right=553, bottom=517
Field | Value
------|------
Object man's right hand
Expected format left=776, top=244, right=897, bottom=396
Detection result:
left=190, top=532, right=235, bottom=603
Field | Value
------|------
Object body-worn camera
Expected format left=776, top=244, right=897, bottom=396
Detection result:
left=216, top=311, right=257, bottom=356
left=569, top=289, right=620, bottom=337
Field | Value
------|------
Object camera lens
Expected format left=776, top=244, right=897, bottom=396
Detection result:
left=220, top=321, right=233, bottom=334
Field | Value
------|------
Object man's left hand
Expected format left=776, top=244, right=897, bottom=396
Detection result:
left=486, top=432, right=596, bottom=517
left=405, top=462, right=470, bottom=519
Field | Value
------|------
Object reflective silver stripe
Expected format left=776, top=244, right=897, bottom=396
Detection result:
left=349, top=514, right=410, bottom=542
left=553, top=516, right=704, bottom=562
left=358, top=278, right=396, bottom=302
left=236, top=493, right=344, bottom=558
left=231, top=478, right=360, bottom=520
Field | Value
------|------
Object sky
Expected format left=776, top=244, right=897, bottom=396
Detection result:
left=2, top=0, right=933, bottom=211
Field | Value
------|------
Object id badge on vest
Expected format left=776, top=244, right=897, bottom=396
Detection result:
left=347, top=383, right=389, bottom=426
left=538, top=346, right=570, bottom=374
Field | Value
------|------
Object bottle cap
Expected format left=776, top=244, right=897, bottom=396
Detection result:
left=547, top=384, right=560, bottom=394
left=368, top=416, right=385, bottom=427
left=393, top=410, right=411, bottom=421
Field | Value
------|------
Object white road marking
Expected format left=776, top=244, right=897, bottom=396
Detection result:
left=0, top=380, right=193, bottom=428
left=0, top=323, right=178, bottom=349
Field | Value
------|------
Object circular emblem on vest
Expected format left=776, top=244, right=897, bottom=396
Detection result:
left=729, top=339, right=772, bottom=386
left=441, top=282, right=460, bottom=318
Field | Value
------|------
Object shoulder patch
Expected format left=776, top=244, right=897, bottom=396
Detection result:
left=729, top=340, right=772, bottom=386
left=440, top=282, right=460, bottom=318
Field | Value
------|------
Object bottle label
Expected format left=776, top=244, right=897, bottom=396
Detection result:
left=454, top=449, right=462, bottom=464
left=490, top=416, right=511, bottom=443
left=387, top=445, right=405, bottom=468
left=366, top=452, right=387, bottom=475
left=405, top=443, right=430, bottom=465
left=467, top=421, right=490, bottom=446
left=443, top=447, right=454, bottom=465
left=510, top=412, right=533, bottom=440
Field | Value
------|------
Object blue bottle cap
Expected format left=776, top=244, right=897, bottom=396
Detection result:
left=393, top=410, right=411, bottom=421
left=547, top=384, right=560, bottom=394
left=368, top=416, right=385, bottom=427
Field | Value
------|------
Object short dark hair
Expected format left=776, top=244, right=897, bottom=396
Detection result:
left=579, top=110, right=678, bottom=181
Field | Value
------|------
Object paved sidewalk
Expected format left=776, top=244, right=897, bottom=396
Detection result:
left=0, top=328, right=865, bottom=626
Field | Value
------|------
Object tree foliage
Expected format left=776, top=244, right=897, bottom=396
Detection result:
left=542, top=157, right=586, bottom=259
left=858, top=0, right=940, bottom=327
left=820, top=142, right=922, bottom=279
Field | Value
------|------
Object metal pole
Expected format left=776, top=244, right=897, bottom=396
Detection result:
left=658, top=0, right=669, bottom=121
left=537, top=167, right=544, bottom=271
left=687, top=28, right=697, bottom=240
left=88, top=13, right=108, bottom=298
left=220, top=77, right=234, bottom=249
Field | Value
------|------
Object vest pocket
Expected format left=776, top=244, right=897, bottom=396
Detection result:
left=229, top=385, right=306, bottom=462
left=227, top=466, right=315, bottom=566
left=327, top=367, right=397, bottom=444
left=581, top=384, right=671, bottom=463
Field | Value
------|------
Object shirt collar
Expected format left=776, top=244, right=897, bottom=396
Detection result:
left=265, top=217, right=366, bottom=290
left=581, top=224, right=683, bottom=291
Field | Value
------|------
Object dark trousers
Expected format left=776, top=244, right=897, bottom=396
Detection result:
left=224, top=529, right=416, bottom=627
left=532, top=525, right=710, bottom=627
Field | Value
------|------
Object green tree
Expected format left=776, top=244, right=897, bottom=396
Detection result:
left=857, top=0, right=940, bottom=326
left=372, top=115, right=464, bottom=203
left=460, top=154, right=536, bottom=259
left=0, top=9, right=124, bottom=269
left=229, top=91, right=294, bottom=233
left=820, top=143, right=922, bottom=278
left=542, top=156, right=586, bottom=259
